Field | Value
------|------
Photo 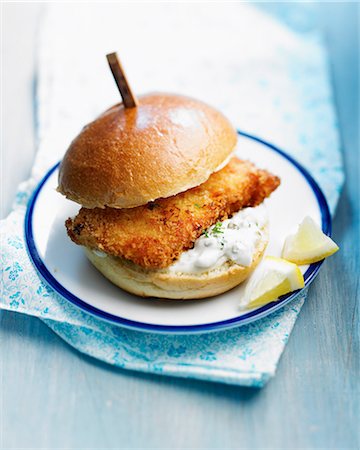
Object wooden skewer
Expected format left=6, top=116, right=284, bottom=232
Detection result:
left=106, top=52, right=138, bottom=108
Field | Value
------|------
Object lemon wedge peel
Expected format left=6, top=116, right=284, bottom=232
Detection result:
left=282, top=216, right=339, bottom=265
left=240, top=256, right=305, bottom=310
left=240, top=217, right=339, bottom=311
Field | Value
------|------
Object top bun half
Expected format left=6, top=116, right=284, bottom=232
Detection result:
left=57, top=93, right=238, bottom=209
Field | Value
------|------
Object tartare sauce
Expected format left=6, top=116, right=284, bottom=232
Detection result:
left=169, top=204, right=268, bottom=274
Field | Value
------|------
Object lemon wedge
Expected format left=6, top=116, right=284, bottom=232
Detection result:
left=240, top=256, right=305, bottom=310
left=282, top=216, right=339, bottom=264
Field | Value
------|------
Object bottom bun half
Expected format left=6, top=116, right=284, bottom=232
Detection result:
left=84, top=225, right=268, bottom=300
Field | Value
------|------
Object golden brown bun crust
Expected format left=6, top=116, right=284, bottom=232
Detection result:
left=83, top=226, right=268, bottom=300
left=58, top=93, right=238, bottom=209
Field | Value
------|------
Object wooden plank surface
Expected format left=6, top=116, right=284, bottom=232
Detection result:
left=1, top=3, right=359, bottom=449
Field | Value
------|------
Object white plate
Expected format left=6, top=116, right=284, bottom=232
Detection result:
left=25, top=132, right=331, bottom=333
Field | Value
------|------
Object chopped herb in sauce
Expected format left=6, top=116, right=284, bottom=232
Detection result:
left=212, top=222, right=224, bottom=236
left=202, top=229, right=210, bottom=238
left=202, top=221, right=224, bottom=238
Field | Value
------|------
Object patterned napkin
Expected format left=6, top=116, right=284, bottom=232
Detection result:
left=0, top=4, right=343, bottom=386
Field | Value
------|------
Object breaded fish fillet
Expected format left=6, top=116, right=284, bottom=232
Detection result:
left=66, top=158, right=280, bottom=269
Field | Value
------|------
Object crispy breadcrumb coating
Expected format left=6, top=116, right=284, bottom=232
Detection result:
left=66, top=157, right=280, bottom=269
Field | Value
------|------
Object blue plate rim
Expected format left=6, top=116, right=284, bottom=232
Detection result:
left=24, top=131, right=332, bottom=334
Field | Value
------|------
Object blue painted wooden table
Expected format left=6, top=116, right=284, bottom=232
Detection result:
left=1, top=4, right=359, bottom=449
